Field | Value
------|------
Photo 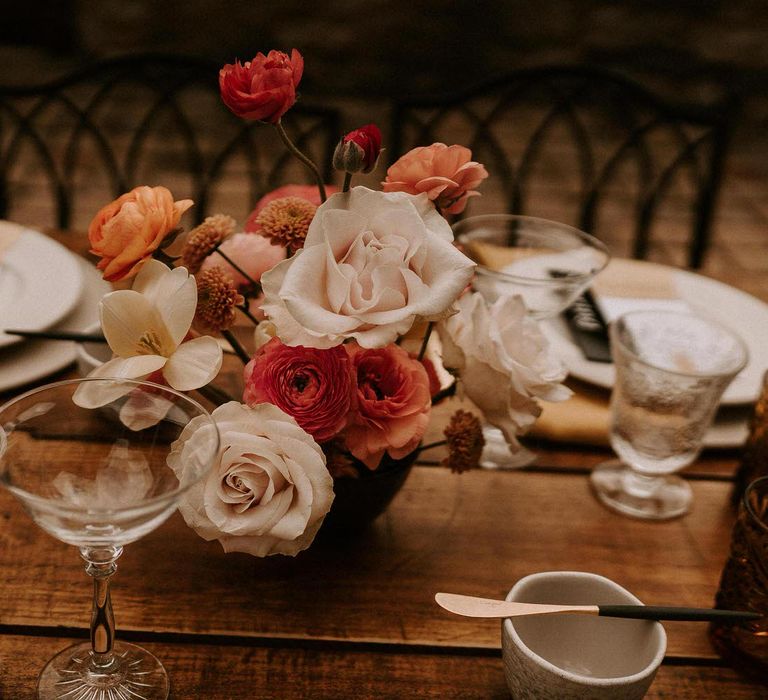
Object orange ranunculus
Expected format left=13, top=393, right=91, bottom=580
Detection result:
left=382, top=143, right=489, bottom=215
left=88, top=186, right=193, bottom=282
left=219, top=49, right=304, bottom=124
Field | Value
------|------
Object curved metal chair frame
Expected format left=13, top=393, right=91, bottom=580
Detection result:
left=391, top=66, right=737, bottom=268
left=0, top=54, right=340, bottom=229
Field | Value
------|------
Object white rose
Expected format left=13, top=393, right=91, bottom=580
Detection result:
left=168, top=402, right=334, bottom=557
left=438, top=293, right=571, bottom=451
left=261, top=186, right=475, bottom=349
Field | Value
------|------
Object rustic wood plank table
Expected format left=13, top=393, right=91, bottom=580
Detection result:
left=0, top=234, right=765, bottom=698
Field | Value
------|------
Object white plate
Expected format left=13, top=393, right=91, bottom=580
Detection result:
left=543, top=260, right=768, bottom=405
left=0, top=258, right=109, bottom=393
left=0, top=226, right=84, bottom=348
left=704, top=406, right=750, bottom=448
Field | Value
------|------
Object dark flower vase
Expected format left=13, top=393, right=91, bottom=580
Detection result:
left=320, top=451, right=417, bottom=536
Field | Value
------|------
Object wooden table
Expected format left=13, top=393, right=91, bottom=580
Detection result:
left=0, top=237, right=766, bottom=698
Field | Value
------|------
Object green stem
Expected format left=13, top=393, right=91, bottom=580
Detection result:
left=342, top=171, right=353, bottom=192
left=196, top=383, right=237, bottom=407
left=431, top=380, right=457, bottom=405
left=275, top=120, right=327, bottom=202
left=221, top=329, right=251, bottom=365
left=415, top=440, right=447, bottom=455
left=213, top=245, right=262, bottom=293
left=237, top=304, right=261, bottom=326
left=417, top=322, right=435, bottom=362
left=152, top=248, right=178, bottom=266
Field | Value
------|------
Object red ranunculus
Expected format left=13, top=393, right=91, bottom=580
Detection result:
left=219, top=49, right=304, bottom=124
left=332, top=123, right=382, bottom=174
left=243, top=338, right=355, bottom=443
left=343, top=343, right=432, bottom=469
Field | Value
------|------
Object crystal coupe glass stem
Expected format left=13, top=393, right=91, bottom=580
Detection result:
left=83, top=546, right=121, bottom=669
left=0, top=378, right=220, bottom=700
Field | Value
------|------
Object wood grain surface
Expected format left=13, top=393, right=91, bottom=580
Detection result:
left=0, top=468, right=737, bottom=660
left=1, top=635, right=764, bottom=700
left=0, top=231, right=762, bottom=698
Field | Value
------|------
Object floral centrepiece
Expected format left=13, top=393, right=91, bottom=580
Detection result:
left=78, top=48, right=570, bottom=557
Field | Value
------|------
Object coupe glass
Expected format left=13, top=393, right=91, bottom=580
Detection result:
left=591, top=310, right=747, bottom=520
left=0, top=378, right=220, bottom=700
left=453, top=214, right=610, bottom=320
left=453, top=214, right=609, bottom=469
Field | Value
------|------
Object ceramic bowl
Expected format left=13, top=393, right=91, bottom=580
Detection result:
left=502, top=571, right=666, bottom=700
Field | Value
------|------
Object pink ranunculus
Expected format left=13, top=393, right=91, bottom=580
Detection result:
left=332, top=123, right=383, bottom=174
left=382, top=143, right=489, bottom=215
left=343, top=343, right=432, bottom=469
left=219, top=49, right=304, bottom=124
left=244, top=184, right=339, bottom=235
left=199, top=231, right=286, bottom=289
left=243, top=338, right=356, bottom=443
left=88, top=186, right=193, bottom=282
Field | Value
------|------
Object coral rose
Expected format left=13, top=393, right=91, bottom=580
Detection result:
left=243, top=338, right=356, bottom=443
left=260, top=186, right=476, bottom=349
left=219, top=49, right=304, bottom=124
left=168, top=401, right=334, bottom=557
left=88, top=185, right=192, bottom=282
left=244, top=184, right=338, bottom=235
left=343, top=343, right=432, bottom=469
left=383, top=143, right=489, bottom=215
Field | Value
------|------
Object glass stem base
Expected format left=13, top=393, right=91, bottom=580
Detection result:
left=37, top=641, right=169, bottom=700
left=479, top=423, right=536, bottom=470
left=590, top=459, right=692, bottom=520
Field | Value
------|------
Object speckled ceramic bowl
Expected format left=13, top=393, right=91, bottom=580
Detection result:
left=502, top=571, right=666, bottom=700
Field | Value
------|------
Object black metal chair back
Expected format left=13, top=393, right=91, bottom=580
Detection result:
left=391, top=66, right=737, bottom=268
left=0, top=54, right=340, bottom=230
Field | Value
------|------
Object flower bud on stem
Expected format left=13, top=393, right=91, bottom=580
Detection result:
left=275, top=121, right=327, bottom=202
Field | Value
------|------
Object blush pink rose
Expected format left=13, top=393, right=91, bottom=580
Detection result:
left=243, top=338, right=355, bottom=443
left=244, top=184, right=339, bottom=235
left=200, top=232, right=286, bottom=288
left=343, top=343, right=432, bottom=469
left=219, top=49, right=303, bottom=124
left=88, top=185, right=192, bottom=282
left=382, top=143, right=489, bottom=215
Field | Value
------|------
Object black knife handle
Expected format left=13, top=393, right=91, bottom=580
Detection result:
left=598, top=605, right=763, bottom=622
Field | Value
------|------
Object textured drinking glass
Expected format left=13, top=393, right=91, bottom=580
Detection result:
left=591, top=310, right=748, bottom=520
left=453, top=214, right=610, bottom=320
left=0, top=378, right=220, bottom=700
left=709, top=476, right=768, bottom=681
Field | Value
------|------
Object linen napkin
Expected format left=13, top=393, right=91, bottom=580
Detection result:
left=590, top=258, right=691, bottom=321
left=528, top=379, right=611, bottom=446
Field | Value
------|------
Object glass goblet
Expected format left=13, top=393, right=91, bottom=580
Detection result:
left=0, top=378, right=220, bottom=700
left=591, top=310, right=748, bottom=520
left=453, top=214, right=610, bottom=320
left=453, top=215, right=609, bottom=469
